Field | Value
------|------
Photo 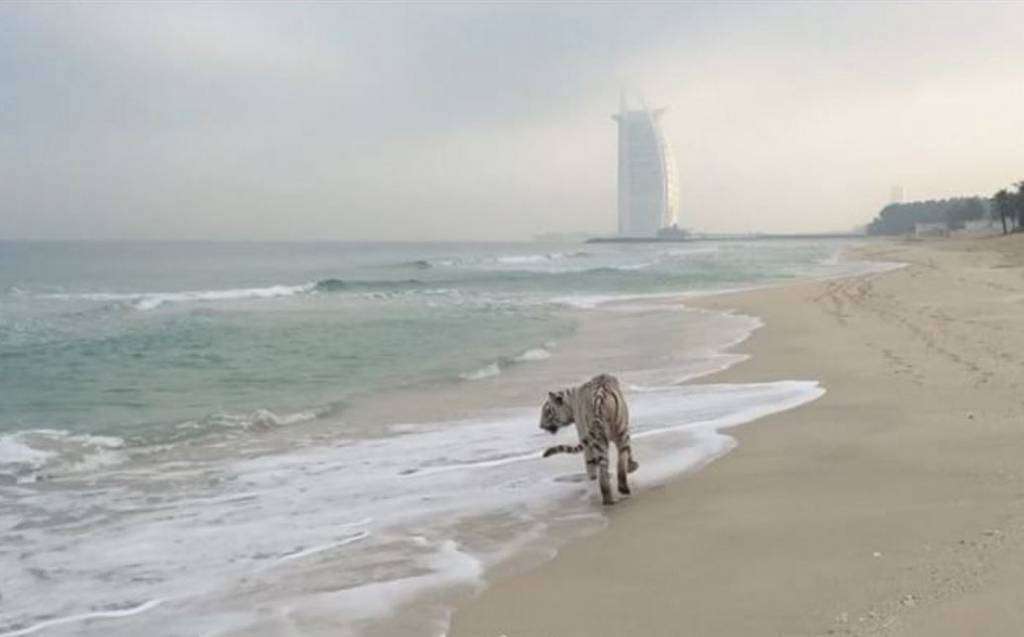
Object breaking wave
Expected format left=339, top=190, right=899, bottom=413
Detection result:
left=459, top=346, right=554, bottom=381
left=458, top=362, right=502, bottom=381
left=0, top=408, right=326, bottom=484
left=0, top=430, right=127, bottom=484
left=25, top=264, right=662, bottom=312
left=514, top=347, right=551, bottom=362
left=174, top=408, right=325, bottom=436
left=32, top=278, right=432, bottom=311
left=38, top=284, right=313, bottom=311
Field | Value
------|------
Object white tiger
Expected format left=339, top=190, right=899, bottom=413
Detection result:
left=539, top=373, right=638, bottom=505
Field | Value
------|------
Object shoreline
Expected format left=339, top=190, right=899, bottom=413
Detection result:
left=298, top=246, right=893, bottom=636
left=450, top=234, right=1024, bottom=636
left=0, top=255, right=837, bottom=637
left=320, top=283, right=819, bottom=636
left=0, top=240, right=947, bottom=637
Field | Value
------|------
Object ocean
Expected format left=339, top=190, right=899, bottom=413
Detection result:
left=0, top=239, right=884, bottom=636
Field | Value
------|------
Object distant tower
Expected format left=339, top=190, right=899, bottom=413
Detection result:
left=890, top=185, right=905, bottom=205
left=612, top=93, right=680, bottom=237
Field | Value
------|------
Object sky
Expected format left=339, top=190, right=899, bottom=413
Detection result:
left=3, top=1, right=1023, bottom=241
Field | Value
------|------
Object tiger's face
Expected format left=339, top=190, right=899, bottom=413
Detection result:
left=539, top=391, right=574, bottom=434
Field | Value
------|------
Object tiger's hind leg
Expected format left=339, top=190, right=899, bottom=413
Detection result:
left=598, top=450, right=614, bottom=505
left=616, top=443, right=632, bottom=496
left=582, top=436, right=598, bottom=481
left=619, top=430, right=639, bottom=474
left=591, top=431, right=614, bottom=505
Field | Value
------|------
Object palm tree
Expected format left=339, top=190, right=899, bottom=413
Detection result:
left=994, top=189, right=1012, bottom=234
left=1016, top=181, right=1024, bottom=231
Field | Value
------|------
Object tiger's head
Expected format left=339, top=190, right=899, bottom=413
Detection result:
left=539, top=390, right=574, bottom=434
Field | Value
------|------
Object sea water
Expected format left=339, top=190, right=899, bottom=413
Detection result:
left=0, top=239, right=885, bottom=636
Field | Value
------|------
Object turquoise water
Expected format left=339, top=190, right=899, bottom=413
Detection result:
left=1, top=239, right=850, bottom=450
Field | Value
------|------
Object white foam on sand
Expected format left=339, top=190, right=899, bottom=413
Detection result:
left=274, top=530, right=372, bottom=564
left=0, top=599, right=164, bottom=637
left=0, top=375, right=825, bottom=637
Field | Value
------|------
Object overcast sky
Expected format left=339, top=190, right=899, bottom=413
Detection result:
left=3, top=2, right=1023, bottom=240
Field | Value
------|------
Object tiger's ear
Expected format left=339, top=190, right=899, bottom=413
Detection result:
left=549, top=391, right=563, bottom=405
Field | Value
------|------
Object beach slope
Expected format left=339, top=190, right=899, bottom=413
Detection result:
left=451, top=235, right=1024, bottom=636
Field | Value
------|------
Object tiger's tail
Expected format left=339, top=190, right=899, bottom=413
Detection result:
left=543, top=443, right=584, bottom=458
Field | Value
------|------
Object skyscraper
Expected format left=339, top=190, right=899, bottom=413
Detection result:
left=612, top=95, right=680, bottom=237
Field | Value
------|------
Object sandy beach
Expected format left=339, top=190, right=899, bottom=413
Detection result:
left=450, top=234, right=1024, bottom=636
left=11, top=5, right=1024, bottom=636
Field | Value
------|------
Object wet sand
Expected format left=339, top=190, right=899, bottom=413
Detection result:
left=450, top=235, right=1024, bottom=636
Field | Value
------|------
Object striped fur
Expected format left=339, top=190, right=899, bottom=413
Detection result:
left=544, top=444, right=585, bottom=458
left=539, top=373, right=638, bottom=505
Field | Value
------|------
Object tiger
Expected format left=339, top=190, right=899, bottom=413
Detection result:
left=539, top=373, right=638, bottom=505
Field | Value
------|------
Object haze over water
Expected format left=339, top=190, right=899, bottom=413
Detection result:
left=5, top=3, right=1024, bottom=241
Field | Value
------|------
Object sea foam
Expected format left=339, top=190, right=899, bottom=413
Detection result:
left=33, top=278, right=432, bottom=311
left=0, top=430, right=126, bottom=483
left=459, top=362, right=502, bottom=381
left=40, top=284, right=312, bottom=311
left=514, top=348, right=551, bottom=362
left=0, top=378, right=824, bottom=637
left=460, top=345, right=553, bottom=382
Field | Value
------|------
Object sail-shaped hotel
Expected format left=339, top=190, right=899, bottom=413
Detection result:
left=612, top=96, right=680, bottom=237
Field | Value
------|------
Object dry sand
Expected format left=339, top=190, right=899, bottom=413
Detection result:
left=450, top=235, right=1024, bottom=636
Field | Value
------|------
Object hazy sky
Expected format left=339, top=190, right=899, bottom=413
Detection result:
left=3, top=2, right=1023, bottom=240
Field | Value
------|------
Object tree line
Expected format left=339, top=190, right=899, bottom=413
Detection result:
left=866, top=197, right=987, bottom=236
left=866, top=181, right=1024, bottom=236
left=992, top=181, right=1024, bottom=235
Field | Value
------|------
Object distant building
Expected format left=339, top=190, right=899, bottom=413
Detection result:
left=613, top=95, right=680, bottom=237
